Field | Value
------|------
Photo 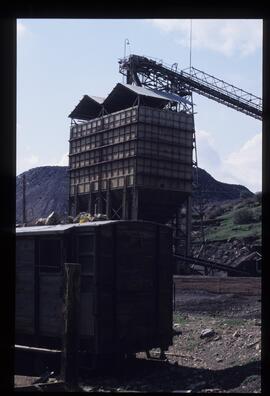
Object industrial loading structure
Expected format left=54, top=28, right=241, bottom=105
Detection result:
left=68, top=53, right=262, bottom=269
left=69, top=83, right=194, bottom=258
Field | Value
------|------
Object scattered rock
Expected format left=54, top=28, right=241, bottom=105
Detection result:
left=45, top=211, right=60, bottom=225
left=93, top=213, right=108, bottom=221
left=246, top=340, right=260, bottom=348
left=200, top=328, right=215, bottom=339
left=74, top=212, right=92, bottom=223
left=35, top=217, right=46, bottom=225
left=233, top=330, right=241, bottom=338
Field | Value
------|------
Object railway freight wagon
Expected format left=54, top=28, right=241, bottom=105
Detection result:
left=16, top=220, right=173, bottom=366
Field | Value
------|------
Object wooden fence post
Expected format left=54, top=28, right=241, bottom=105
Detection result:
left=61, top=263, right=81, bottom=389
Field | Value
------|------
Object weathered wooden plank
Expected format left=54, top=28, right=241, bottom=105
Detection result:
left=39, top=275, right=62, bottom=336
left=15, top=344, right=61, bottom=354
left=61, top=263, right=81, bottom=388
left=173, top=276, right=261, bottom=296
left=80, top=292, right=94, bottom=336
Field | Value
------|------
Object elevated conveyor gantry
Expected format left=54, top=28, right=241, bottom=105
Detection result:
left=119, top=54, right=262, bottom=120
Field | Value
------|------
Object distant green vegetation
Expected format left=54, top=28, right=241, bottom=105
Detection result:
left=201, top=198, right=261, bottom=242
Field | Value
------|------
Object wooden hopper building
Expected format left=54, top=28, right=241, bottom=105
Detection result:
left=68, top=83, right=194, bottom=257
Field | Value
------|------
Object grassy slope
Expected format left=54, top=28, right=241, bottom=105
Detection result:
left=203, top=200, right=261, bottom=242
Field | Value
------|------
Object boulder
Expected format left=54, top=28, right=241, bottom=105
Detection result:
left=74, top=212, right=94, bottom=223
left=200, top=328, right=215, bottom=338
left=35, top=218, right=46, bottom=226
left=45, top=211, right=60, bottom=225
left=93, top=213, right=108, bottom=221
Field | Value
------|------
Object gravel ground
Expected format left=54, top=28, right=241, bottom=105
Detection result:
left=14, top=290, right=261, bottom=393
left=80, top=290, right=261, bottom=393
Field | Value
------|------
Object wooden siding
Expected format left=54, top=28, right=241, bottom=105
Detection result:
left=69, top=105, right=193, bottom=196
left=16, top=239, right=35, bottom=334
left=173, top=276, right=261, bottom=296
left=16, top=221, right=173, bottom=355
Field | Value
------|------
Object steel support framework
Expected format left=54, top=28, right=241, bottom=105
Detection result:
left=119, top=54, right=262, bottom=120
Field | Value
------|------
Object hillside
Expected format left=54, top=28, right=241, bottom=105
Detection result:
left=192, top=168, right=253, bottom=201
left=16, top=166, right=254, bottom=224
left=16, top=166, right=69, bottom=224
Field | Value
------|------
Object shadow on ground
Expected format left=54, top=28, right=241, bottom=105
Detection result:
left=81, top=357, right=261, bottom=392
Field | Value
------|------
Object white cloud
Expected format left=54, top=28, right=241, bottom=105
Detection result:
left=195, top=129, right=222, bottom=169
left=17, top=152, right=41, bottom=175
left=149, top=19, right=262, bottom=57
left=17, top=21, right=27, bottom=37
left=223, top=133, right=262, bottom=192
left=57, top=152, right=69, bottom=167
left=194, top=129, right=262, bottom=193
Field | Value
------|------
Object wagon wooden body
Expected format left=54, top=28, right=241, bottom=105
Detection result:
left=16, top=220, right=173, bottom=361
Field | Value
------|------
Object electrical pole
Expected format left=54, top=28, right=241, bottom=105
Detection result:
left=22, top=174, right=26, bottom=225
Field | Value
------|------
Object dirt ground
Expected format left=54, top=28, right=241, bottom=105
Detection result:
left=78, top=291, right=261, bottom=393
left=15, top=290, right=261, bottom=393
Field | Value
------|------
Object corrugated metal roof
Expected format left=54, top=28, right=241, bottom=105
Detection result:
left=149, top=88, right=193, bottom=106
left=90, top=95, right=105, bottom=104
left=69, top=95, right=103, bottom=120
left=120, top=83, right=171, bottom=100
left=69, top=83, right=192, bottom=121
left=102, top=83, right=169, bottom=113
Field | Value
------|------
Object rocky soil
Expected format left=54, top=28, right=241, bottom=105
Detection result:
left=81, top=290, right=261, bottom=393
left=14, top=290, right=261, bottom=393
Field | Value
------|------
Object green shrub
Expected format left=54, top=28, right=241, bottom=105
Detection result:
left=207, top=206, right=224, bottom=219
left=255, top=191, right=262, bottom=204
left=233, top=207, right=254, bottom=225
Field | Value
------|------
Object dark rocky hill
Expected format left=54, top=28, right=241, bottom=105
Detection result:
left=16, top=166, right=69, bottom=224
left=16, top=166, right=254, bottom=224
left=193, top=168, right=254, bottom=202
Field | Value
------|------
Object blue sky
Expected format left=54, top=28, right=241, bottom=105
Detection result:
left=17, top=19, right=262, bottom=192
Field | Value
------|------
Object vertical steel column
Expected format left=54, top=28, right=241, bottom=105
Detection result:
left=88, top=182, right=93, bottom=215
left=186, top=195, right=192, bottom=257
left=74, top=184, right=78, bottom=217
left=122, top=176, right=128, bottom=220
left=131, top=187, right=139, bottom=220
left=97, top=180, right=102, bottom=214
left=106, top=180, right=111, bottom=219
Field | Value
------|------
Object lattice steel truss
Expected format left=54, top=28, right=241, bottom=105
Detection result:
left=119, top=54, right=262, bottom=120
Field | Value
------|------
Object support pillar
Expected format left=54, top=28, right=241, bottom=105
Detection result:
left=97, top=180, right=102, bottom=214
left=122, top=176, right=128, bottom=220
left=106, top=180, right=111, bottom=219
left=186, top=195, right=192, bottom=257
left=88, top=182, right=93, bottom=215
left=74, top=184, right=78, bottom=217
left=131, top=187, right=139, bottom=220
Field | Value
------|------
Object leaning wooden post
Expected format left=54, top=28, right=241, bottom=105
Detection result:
left=61, top=263, right=81, bottom=389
